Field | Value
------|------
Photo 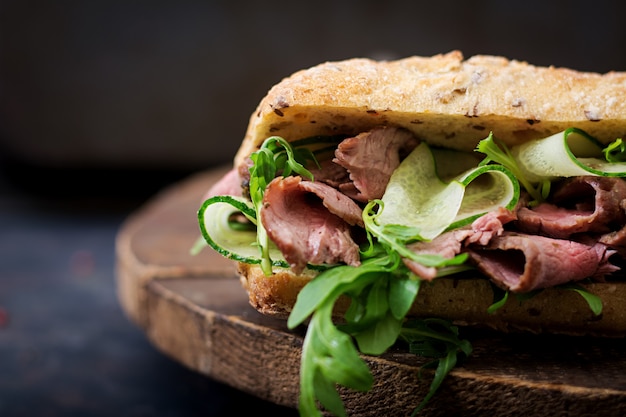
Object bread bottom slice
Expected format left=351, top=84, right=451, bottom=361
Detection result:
left=238, top=263, right=626, bottom=337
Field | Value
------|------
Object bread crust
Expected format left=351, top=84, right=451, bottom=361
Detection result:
left=239, top=263, right=626, bottom=337
left=233, top=52, right=626, bottom=336
left=235, top=51, right=626, bottom=166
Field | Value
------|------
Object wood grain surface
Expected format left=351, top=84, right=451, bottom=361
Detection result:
left=115, top=167, right=626, bottom=416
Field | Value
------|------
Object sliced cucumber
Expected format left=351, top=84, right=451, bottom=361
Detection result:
left=451, top=164, right=520, bottom=229
left=198, top=195, right=288, bottom=266
left=512, top=127, right=626, bottom=181
left=376, top=143, right=519, bottom=240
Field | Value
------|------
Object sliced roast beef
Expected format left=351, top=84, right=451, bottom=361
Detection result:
left=261, top=176, right=361, bottom=273
left=595, top=198, right=626, bottom=255
left=403, top=229, right=473, bottom=280
left=516, top=176, right=626, bottom=239
left=402, top=208, right=516, bottom=280
left=466, top=207, right=518, bottom=245
left=333, top=127, right=419, bottom=202
left=306, top=157, right=351, bottom=189
left=467, top=232, right=619, bottom=292
left=297, top=180, right=364, bottom=227
left=599, top=225, right=626, bottom=254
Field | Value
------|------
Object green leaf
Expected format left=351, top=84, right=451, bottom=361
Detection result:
left=289, top=258, right=424, bottom=415
left=316, top=324, right=372, bottom=389
left=401, top=319, right=469, bottom=355
left=313, top=370, right=347, bottom=417
left=297, top=296, right=373, bottom=417
left=341, top=275, right=390, bottom=330
left=363, top=279, right=389, bottom=320
left=388, top=275, right=421, bottom=320
left=399, top=318, right=472, bottom=416
left=362, top=200, right=469, bottom=270
left=489, top=282, right=602, bottom=317
left=411, top=350, right=458, bottom=416
left=353, top=311, right=403, bottom=355
left=603, top=138, right=626, bottom=162
left=487, top=288, right=508, bottom=314
left=562, top=284, right=603, bottom=316
left=263, top=136, right=316, bottom=180
left=287, top=262, right=383, bottom=329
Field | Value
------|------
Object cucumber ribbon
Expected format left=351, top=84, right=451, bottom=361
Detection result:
left=198, top=195, right=288, bottom=267
left=511, top=127, right=626, bottom=181
left=477, top=128, right=626, bottom=204
left=375, top=142, right=520, bottom=240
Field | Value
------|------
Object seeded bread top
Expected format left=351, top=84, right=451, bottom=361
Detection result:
left=235, top=51, right=626, bottom=167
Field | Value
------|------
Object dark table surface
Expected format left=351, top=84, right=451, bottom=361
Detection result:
left=0, top=160, right=298, bottom=417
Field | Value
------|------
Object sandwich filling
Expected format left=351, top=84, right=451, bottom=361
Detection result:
left=200, top=126, right=626, bottom=295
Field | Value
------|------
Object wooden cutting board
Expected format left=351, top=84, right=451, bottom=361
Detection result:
left=115, top=167, right=626, bottom=417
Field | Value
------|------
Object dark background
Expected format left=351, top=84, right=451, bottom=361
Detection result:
left=1, top=1, right=625, bottom=416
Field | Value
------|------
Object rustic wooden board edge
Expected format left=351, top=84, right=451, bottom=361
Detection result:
left=143, top=277, right=302, bottom=408
left=115, top=168, right=234, bottom=327
left=140, top=276, right=626, bottom=417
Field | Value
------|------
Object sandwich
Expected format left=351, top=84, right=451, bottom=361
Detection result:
left=196, top=51, right=626, bottom=416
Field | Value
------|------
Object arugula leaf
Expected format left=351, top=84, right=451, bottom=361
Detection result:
left=291, top=262, right=388, bottom=417
left=399, top=318, right=472, bottom=416
left=288, top=261, right=387, bottom=329
left=603, top=138, right=626, bottom=162
left=487, top=289, right=508, bottom=314
left=389, top=273, right=421, bottom=319
left=340, top=272, right=419, bottom=355
left=362, top=200, right=469, bottom=269
left=486, top=284, right=541, bottom=314
left=562, top=283, right=603, bottom=316
left=486, top=282, right=603, bottom=317
left=300, top=301, right=373, bottom=417
left=351, top=311, right=403, bottom=355
left=286, top=193, right=474, bottom=416
left=288, top=251, right=472, bottom=416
